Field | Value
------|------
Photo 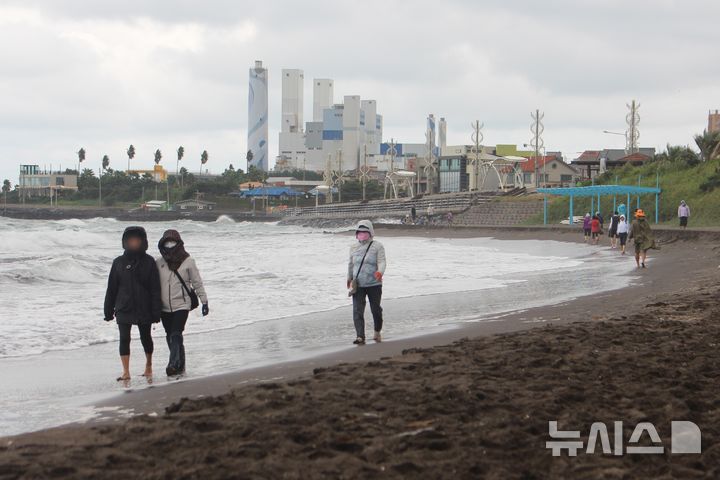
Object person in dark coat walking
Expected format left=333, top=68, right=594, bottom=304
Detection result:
left=104, top=226, right=162, bottom=381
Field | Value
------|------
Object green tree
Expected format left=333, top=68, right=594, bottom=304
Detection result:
left=154, top=149, right=162, bottom=165
left=693, top=130, right=720, bottom=162
left=247, top=165, right=267, bottom=182
left=127, top=144, right=136, bottom=171
left=2, top=179, right=10, bottom=209
left=176, top=145, right=185, bottom=173
left=200, top=150, right=209, bottom=174
left=102, top=155, right=110, bottom=170
left=77, top=148, right=86, bottom=163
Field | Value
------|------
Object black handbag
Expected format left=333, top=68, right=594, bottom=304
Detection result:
left=174, top=270, right=199, bottom=310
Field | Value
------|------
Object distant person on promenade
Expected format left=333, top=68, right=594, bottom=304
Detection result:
left=411, top=206, right=417, bottom=223
left=629, top=209, right=657, bottom=268
left=607, top=211, right=620, bottom=249
left=157, top=229, right=209, bottom=376
left=104, top=226, right=162, bottom=381
left=446, top=211, right=454, bottom=225
left=617, top=214, right=629, bottom=255
left=347, top=220, right=386, bottom=345
left=583, top=213, right=592, bottom=243
left=678, top=200, right=690, bottom=229
left=596, top=211, right=604, bottom=228
left=591, top=215, right=602, bottom=245
left=427, top=205, right=435, bottom=217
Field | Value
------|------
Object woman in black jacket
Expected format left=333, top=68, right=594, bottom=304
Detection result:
left=104, top=226, right=162, bottom=381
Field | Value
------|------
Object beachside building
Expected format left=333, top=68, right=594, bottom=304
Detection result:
left=520, top=156, right=579, bottom=187
left=174, top=199, right=217, bottom=211
left=709, top=109, right=720, bottom=133
left=572, top=148, right=655, bottom=179
left=18, top=165, right=78, bottom=198
left=128, top=164, right=168, bottom=183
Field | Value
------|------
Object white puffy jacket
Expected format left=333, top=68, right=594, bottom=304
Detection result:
left=156, top=256, right=208, bottom=312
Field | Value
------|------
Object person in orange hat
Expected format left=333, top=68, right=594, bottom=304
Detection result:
left=628, top=209, right=656, bottom=268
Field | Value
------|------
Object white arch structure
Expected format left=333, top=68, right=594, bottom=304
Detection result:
left=477, top=154, right=527, bottom=192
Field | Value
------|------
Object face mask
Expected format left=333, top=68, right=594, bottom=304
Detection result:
left=356, top=231, right=371, bottom=242
left=164, top=241, right=178, bottom=249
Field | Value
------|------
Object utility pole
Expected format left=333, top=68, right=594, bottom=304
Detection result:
left=359, top=144, right=370, bottom=201
left=530, top=109, right=545, bottom=188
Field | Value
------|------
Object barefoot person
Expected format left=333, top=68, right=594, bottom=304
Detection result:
left=629, top=209, right=656, bottom=268
left=104, top=226, right=161, bottom=381
left=157, top=229, right=209, bottom=376
left=347, top=220, right=386, bottom=345
left=617, top=214, right=629, bottom=255
left=607, top=211, right=620, bottom=249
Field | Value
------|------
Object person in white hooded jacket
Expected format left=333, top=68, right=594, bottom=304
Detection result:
left=156, top=229, right=208, bottom=376
left=347, top=220, right=386, bottom=345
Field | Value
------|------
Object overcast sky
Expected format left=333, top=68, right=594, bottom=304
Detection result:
left=1, top=0, right=718, bottom=182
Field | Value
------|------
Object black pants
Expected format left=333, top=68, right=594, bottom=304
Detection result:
left=352, top=285, right=383, bottom=339
left=118, top=323, right=153, bottom=356
left=161, top=310, right=189, bottom=373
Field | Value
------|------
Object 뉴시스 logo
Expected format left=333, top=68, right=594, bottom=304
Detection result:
left=546, top=420, right=701, bottom=456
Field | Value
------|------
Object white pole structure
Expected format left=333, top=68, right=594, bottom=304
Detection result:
left=625, top=100, right=640, bottom=155
left=530, top=109, right=545, bottom=188
left=470, top=120, right=484, bottom=191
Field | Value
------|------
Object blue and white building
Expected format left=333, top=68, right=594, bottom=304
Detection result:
left=247, top=60, right=269, bottom=171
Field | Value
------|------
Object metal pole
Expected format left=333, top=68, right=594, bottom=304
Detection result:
left=655, top=171, right=660, bottom=224
left=627, top=193, right=631, bottom=216
left=543, top=195, right=547, bottom=225
left=569, top=194, right=574, bottom=225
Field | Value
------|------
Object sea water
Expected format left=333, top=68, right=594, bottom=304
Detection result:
left=0, top=217, right=637, bottom=435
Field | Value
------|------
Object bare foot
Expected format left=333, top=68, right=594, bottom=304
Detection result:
left=141, top=368, right=153, bottom=378
left=116, top=373, right=130, bottom=382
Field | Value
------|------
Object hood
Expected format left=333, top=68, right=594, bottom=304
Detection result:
left=122, top=226, right=148, bottom=252
left=158, top=229, right=183, bottom=247
left=158, top=229, right=190, bottom=270
left=355, top=220, right=375, bottom=237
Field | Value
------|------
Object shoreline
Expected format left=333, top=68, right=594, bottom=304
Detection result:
left=1, top=229, right=717, bottom=477
left=2, top=228, right=708, bottom=430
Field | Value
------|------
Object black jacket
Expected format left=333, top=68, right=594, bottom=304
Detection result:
left=104, top=226, right=162, bottom=325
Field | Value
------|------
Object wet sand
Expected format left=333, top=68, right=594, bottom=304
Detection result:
left=1, top=228, right=719, bottom=479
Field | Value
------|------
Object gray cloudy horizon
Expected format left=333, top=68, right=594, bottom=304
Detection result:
left=1, top=0, right=718, bottom=183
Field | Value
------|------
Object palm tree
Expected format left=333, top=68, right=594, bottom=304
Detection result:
left=78, top=148, right=86, bottom=163
left=693, top=130, right=720, bottom=162
left=2, top=179, right=10, bottom=211
left=154, top=149, right=162, bottom=165
left=100, top=155, right=109, bottom=207
left=127, top=144, right=136, bottom=172
left=200, top=150, right=209, bottom=175
left=177, top=146, right=185, bottom=172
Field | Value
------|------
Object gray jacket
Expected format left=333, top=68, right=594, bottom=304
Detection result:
left=347, top=220, right=386, bottom=288
left=156, top=256, right=208, bottom=312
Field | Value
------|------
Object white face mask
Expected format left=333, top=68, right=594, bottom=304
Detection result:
left=164, top=241, right=178, bottom=249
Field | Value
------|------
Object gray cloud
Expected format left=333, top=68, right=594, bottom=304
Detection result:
left=0, top=0, right=718, bottom=182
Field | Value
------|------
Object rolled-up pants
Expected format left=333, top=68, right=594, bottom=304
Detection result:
left=352, top=285, right=383, bottom=339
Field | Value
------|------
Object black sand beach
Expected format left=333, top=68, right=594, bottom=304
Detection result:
left=1, top=227, right=718, bottom=479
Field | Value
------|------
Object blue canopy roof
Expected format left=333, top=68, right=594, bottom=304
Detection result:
left=243, top=186, right=303, bottom=197
left=537, top=184, right=660, bottom=197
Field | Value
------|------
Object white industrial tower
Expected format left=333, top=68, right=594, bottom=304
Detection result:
left=247, top=60, right=268, bottom=171
left=313, top=79, right=334, bottom=122
left=278, top=69, right=306, bottom=170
